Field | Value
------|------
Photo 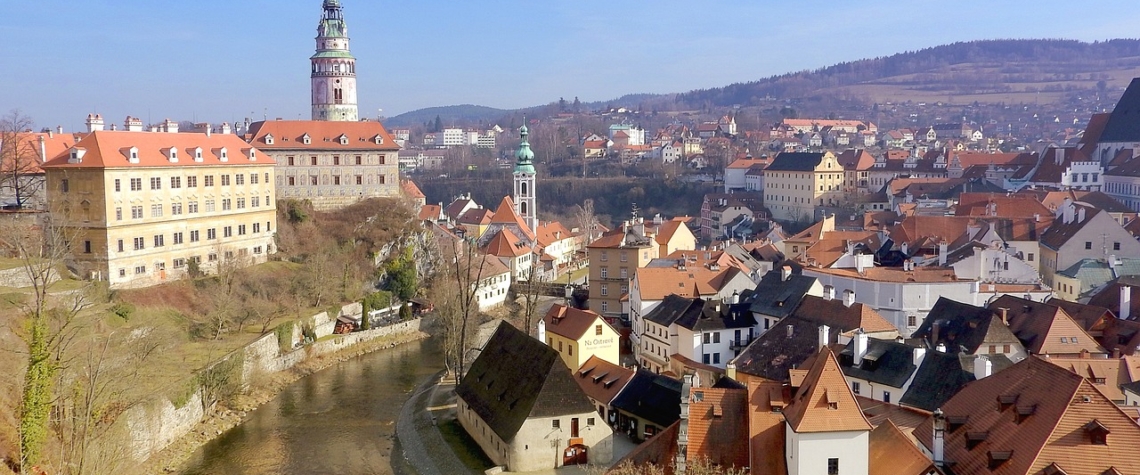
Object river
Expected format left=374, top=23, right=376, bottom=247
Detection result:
left=179, top=338, right=444, bottom=475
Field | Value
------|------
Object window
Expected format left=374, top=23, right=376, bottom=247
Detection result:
left=171, top=203, right=183, bottom=215
left=235, top=174, right=244, bottom=185
left=288, top=176, right=296, bottom=186
left=150, top=204, right=163, bottom=217
left=1003, top=344, right=1011, bottom=353
left=355, top=155, right=362, bottom=165
left=115, top=207, right=123, bottom=221
left=250, top=173, right=258, bottom=184
left=222, top=199, right=231, bottom=211
left=601, top=301, right=609, bottom=312
left=713, top=332, right=720, bottom=344
left=713, top=353, right=720, bottom=364
left=117, top=239, right=124, bottom=253
left=253, top=223, right=261, bottom=233
left=587, top=417, right=595, bottom=426
left=1086, top=241, right=1093, bottom=250
left=703, top=333, right=711, bottom=344
left=600, top=267, right=608, bottom=278
left=187, top=176, right=197, bottom=187
left=852, top=382, right=861, bottom=395
left=595, top=324, right=603, bottom=336
left=310, top=176, right=318, bottom=186
left=173, top=258, right=186, bottom=269
left=287, top=156, right=295, bottom=166
left=133, top=237, right=144, bottom=250
left=1114, top=242, right=1121, bottom=251
left=238, top=224, right=246, bottom=235
left=601, top=251, right=608, bottom=262
left=355, top=175, right=363, bottom=185
left=828, top=458, right=839, bottom=475
left=620, top=252, right=628, bottom=262
left=170, top=176, right=181, bottom=189
left=131, top=206, right=143, bottom=219
left=60, top=179, right=69, bottom=193
left=114, top=179, right=121, bottom=192
left=237, top=198, right=245, bottom=209
left=333, top=155, right=340, bottom=165
left=207, top=228, right=216, bottom=240
left=600, top=284, right=608, bottom=296
left=83, top=240, right=91, bottom=253
left=204, top=175, right=214, bottom=187
left=205, top=200, right=215, bottom=212
left=378, top=174, right=386, bottom=184
left=130, top=178, right=142, bottom=191
left=333, top=176, right=341, bottom=185
left=1027, top=253, right=1034, bottom=262
left=883, top=391, right=891, bottom=403
left=153, top=234, right=164, bottom=247
left=223, top=226, right=232, bottom=238
left=702, top=354, right=710, bottom=364
left=173, top=232, right=183, bottom=245
left=188, top=201, right=198, bottom=213
left=907, top=315, right=917, bottom=327
left=552, top=420, right=560, bottom=429
left=252, top=196, right=260, bottom=208
left=190, top=230, right=200, bottom=242
left=150, top=177, right=161, bottom=190
left=135, top=265, right=146, bottom=275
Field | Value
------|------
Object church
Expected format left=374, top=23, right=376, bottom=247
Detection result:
left=244, top=0, right=403, bottom=210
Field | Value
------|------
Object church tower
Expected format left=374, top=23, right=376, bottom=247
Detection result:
left=311, top=0, right=359, bottom=122
left=514, top=124, right=538, bottom=232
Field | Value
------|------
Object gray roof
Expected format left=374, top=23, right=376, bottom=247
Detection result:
left=610, top=369, right=682, bottom=427
left=1100, top=78, right=1140, bottom=142
left=898, top=350, right=976, bottom=411
left=911, top=297, right=1020, bottom=354
left=838, top=338, right=918, bottom=388
left=764, top=152, right=826, bottom=172
left=455, top=322, right=597, bottom=442
left=748, top=268, right=817, bottom=320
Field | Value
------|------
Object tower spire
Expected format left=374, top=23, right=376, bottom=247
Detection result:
left=311, top=0, right=358, bottom=121
left=513, top=120, right=538, bottom=232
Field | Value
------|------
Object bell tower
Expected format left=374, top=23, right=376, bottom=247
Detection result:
left=311, top=0, right=359, bottom=122
left=514, top=124, right=538, bottom=232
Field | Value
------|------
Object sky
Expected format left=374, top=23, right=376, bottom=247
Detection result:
left=4, top=0, right=1140, bottom=131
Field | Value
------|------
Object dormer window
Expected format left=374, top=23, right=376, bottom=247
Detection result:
left=218, top=148, right=228, bottom=162
left=339, top=134, right=349, bottom=145
left=1085, top=419, right=1110, bottom=445
left=246, top=148, right=256, bottom=161
left=69, top=147, right=87, bottom=163
left=987, top=450, right=1012, bottom=470
left=374, top=134, right=384, bottom=145
left=302, top=134, right=311, bottom=145
left=264, top=134, right=274, bottom=145
left=167, top=147, right=178, bottom=162
left=193, top=147, right=203, bottom=162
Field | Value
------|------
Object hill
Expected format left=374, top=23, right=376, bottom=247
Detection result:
left=387, top=39, right=1140, bottom=126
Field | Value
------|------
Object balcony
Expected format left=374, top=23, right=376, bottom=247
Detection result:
left=729, top=337, right=755, bottom=350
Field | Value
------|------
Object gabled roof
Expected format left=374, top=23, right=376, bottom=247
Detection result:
left=912, top=297, right=1020, bottom=354
left=543, top=304, right=611, bottom=341
left=686, top=387, right=749, bottom=470
left=747, top=379, right=789, bottom=475
left=1046, top=298, right=1114, bottom=333
left=611, top=369, right=683, bottom=427
left=898, top=350, right=975, bottom=411
left=445, top=198, right=475, bottom=220
left=455, top=322, right=597, bottom=442
left=573, top=355, right=635, bottom=406
left=839, top=338, right=919, bottom=389
left=784, top=348, right=873, bottom=433
left=246, top=120, right=399, bottom=151
left=1040, top=204, right=1104, bottom=250
left=1100, top=78, right=1140, bottom=143
left=534, top=221, right=574, bottom=247
left=1047, top=356, right=1133, bottom=402
left=417, top=204, right=441, bottom=221
left=747, top=268, right=817, bottom=319
left=482, top=227, right=529, bottom=257
left=990, top=295, right=1105, bottom=355
left=870, top=421, right=943, bottom=475
left=914, top=356, right=1140, bottom=475
left=41, top=131, right=269, bottom=169
left=764, top=151, right=828, bottom=172
left=636, top=266, right=748, bottom=301
left=456, top=207, right=493, bottom=225
left=488, top=195, right=535, bottom=239
left=2, top=131, right=84, bottom=174
left=401, top=179, right=425, bottom=199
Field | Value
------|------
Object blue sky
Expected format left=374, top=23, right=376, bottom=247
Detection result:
left=4, top=0, right=1139, bottom=130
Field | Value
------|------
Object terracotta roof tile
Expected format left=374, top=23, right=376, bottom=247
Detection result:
left=573, top=355, right=635, bottom=406
left=747, top=379, right=789, bottom=475
left=246, top=120, right=399, bottom=151
left=784, top=348, right=873, bottom=433
left=686, top=387, right=749, bottom=470
left=869, top=420, right=941, bottom=475
left=543, top=304, right=611, bottom=341
left=42, top=131, right=269, bottom=169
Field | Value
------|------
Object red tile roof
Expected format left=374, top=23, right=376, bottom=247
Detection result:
left=686, top=387, right=749, bottom=470
left=747, top=379, right=789, bottom=475
left=245, top=120, right=399, bottom=151
left=543, top=304, right=610, bottom=341
left=41, top=131, right=268, bottom=169
left=489, top=195, right=535, bottom=239
left=573, top=355, right=635, bottom=406
left=783, top=348, right=873, bottom=433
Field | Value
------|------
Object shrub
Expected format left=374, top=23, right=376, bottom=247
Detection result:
left=274, top=321, right=295, bottom=352
left=111, top=302, right=135, bottom=321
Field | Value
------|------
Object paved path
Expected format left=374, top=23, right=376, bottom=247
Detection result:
left=395, top=371, right=477, bottom=475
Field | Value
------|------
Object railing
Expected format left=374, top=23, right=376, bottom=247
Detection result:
left=729, top=337, right=755, bottom=350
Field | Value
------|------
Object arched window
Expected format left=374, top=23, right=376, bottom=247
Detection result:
left=521, top=202, right=528, bottom=215
left=521, top=182, right=528, bottom=196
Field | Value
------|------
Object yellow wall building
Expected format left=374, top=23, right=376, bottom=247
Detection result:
left=539, top=304, right=621, bottom=370
left=762, top=151, right=844, bottom=222
left=42, top=130, right=277, bottom=289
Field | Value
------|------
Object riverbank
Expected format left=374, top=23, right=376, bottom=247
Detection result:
left=140, top=328, right=430, bottom=475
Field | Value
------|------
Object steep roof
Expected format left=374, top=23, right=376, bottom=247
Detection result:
left=1047, top=356, right=1133, bottom=402
left=686, top=387, right=749, bottom=470
left=574, top=355, right=635, bottom=406
left=747, top=380, right=789, bottom=475
left=400, top=179, right=425, bottom=199
left=543, top=304, right=611, bottom=341
left=747, top=268, right=817, bottom=319
left=246, top=120, right=399, bottom=151
left=839, top=338, right=919, bottom=389
left=990, top=295, right=1105, bottom=355
left=1100, top=78, right=1140, bottom=142
left=482, top=227, right=530, bottom=258
left=783, top=348, right=873, bottom=433
left=488, top=195, right=535, bottom=238
left=914, top=356, right=1140, bottom=475
left=868, top=421, right=942, bottom=475
left=417, top=204, right=440, bottom=221
left=636, top=266, right=747, bottom=301
left=764, top=151, right=827, bottom=171
left=41, top=130, right=269, bottom=169
left=456, top=322, right=597, bottom=442
left=2, top=131, right=84, bottom=174
left=912, top=297, right=1020, bottom=355
left=899, top=350, right=975, bottom=411
left=611, top=369, right=683, bottom=427
left=1040, top=204, right=1104, bottom=251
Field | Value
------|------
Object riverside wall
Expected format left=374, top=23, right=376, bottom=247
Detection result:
left=122, top=300, right=425, bottom=463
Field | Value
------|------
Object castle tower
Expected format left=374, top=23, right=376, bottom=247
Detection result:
left=514, top=124, right=538, bottom=232
left=311, top=0, right=359, bottom=122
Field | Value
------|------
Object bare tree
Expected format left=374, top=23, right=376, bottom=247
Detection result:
left=574, top=199, right=600, bottom=245
left=0, top=110, right=43, bottom=209
left=430, top=237, right=490, bottom=379
left=513, top=251, right=549, bottom=336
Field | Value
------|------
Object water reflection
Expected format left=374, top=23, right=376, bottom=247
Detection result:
left=180, top=338, right=443, bottom=475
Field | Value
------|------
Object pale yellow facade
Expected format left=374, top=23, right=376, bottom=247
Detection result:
left=588, top=240, right=656, bottom=317
left=763, top=151, right=845, bottom=222
left=546, top=318, right=622, bottom=370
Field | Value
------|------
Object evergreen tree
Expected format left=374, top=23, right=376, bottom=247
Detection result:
left=433, top=115, right=443, bottom=133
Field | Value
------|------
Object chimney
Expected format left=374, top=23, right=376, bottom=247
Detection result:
left=781, top=265, right=792, bottom=282
left=933, top=409, right=946, bottom=467
left=38, top=136, right=46, bottom=162
left=998, top=307, right=1009, bottom=326
left=818, top=324, right=830, bottom=351
left=842, top=289, right=856, bottom=307
left=931, top=321, right=942, bottom=348
left=1062, top=199, right=1074, bottom=224
left=1122, top=285, right=1132, bottom=320
left=913, top=346, right=927, bottom=367
left=1077, top=207, right=1086, bottom=223
left=676, top=374, right=692, bottom=474
left=536, top=319, right=547, bottom=345
left=731, top=290, right=739, bottom=305
left=853, top=329, right=869, bottom=365
left=824, top=286, right=835, bottom=301
left=56, top=125, right=63, bottom=135
left=1055, top=147, right=1065, bottom=165
left=938, top=241, right=948, bottom=266
left=786, top=324, right=793, bottom=339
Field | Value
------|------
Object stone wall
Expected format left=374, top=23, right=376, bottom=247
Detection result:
left=0, top=266, right=58, bottom=288
left=123, top=315, right=425, bottom=463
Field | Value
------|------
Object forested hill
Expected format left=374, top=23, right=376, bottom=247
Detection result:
left=675, top=39, right=1140, bottom=107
